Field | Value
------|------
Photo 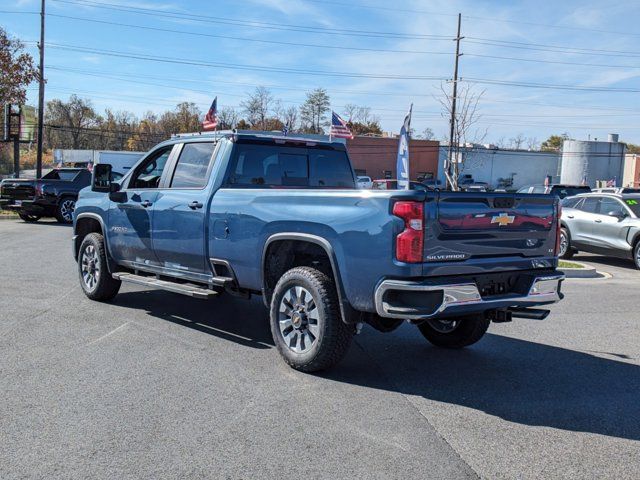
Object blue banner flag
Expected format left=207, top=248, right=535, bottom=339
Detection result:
left=396, top=104, right=412, bottom=190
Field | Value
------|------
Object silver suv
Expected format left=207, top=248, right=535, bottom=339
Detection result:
left=560, top=193, right=640, bottom=269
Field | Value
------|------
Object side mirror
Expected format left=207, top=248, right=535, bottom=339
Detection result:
left=92, top=164, right=113, bottom=192
left=607, top=210, right=627, bottom=220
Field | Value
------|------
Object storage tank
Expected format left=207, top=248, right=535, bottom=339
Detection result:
left=560, top=136, right=626, bottom=186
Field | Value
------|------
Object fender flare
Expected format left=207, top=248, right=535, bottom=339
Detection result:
left=261, top=232, right=357, bottom=324
left=74, top=212, right=117, bottom=273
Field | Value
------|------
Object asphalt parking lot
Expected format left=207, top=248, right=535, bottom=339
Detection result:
left=1, top=219, right=638, bottom=479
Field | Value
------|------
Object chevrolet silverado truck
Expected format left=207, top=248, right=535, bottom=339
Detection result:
left=72, top=131, right=564, bottom=372
left=1, top=168, right=104, bottom=223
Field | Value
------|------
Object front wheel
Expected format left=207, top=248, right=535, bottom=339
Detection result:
left=270, top=266, right=353, bottom=372
left=634, top=241, right=640, bottom=270
left=418, top=315, right=490, bottom=349
left=78, top=233, right=121, bottom=301
left=56, top=197, right=76, bottom=224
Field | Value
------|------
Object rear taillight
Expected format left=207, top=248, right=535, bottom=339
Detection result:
left=393, top=201, right=424, bottom=263
left=554, top=203, right=562, bottom=255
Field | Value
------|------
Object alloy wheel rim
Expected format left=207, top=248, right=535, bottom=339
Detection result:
left=61, top=200, right=75, bottom=221
left=81, top=245, right=100, bottom=291
left=427, top=319, right=460, bottom=333
left=278, top=285, right=320, bottom=354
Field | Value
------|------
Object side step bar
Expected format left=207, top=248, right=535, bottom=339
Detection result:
left=113, top=272, right=219, bottom=299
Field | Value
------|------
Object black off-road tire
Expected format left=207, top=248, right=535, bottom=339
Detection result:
left=559, top=227, right=575, bottom=259
left=78, top=233, right=121, bottom=301
left=55, top=197, right=76, bottom=224
left=418, top=314, right=490, bottom=349
left=269, top=266, right=353, bottom=372
left=18, top=213, right=41, bottom=222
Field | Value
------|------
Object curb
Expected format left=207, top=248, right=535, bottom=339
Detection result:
left=559, top=261, right=602, bottom=279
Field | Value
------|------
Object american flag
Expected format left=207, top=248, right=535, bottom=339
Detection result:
left=330, top=111, right=353, bottom=139
left=606, top=177, right=616, bottom=187
left=202, top=97, right=218, bottom=131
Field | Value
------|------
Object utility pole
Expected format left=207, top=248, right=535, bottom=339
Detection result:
left=36, top=0, right=46, bottom=179
left=446, top=13, right=463, bottom=190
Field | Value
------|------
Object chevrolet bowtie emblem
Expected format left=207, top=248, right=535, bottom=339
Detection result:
left=491, top=212, right=515, bottom=226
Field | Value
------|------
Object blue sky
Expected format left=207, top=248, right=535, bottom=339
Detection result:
left=5, top=0, right=640, bottom=144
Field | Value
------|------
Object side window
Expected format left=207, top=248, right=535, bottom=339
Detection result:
left=580, top=197, right=599, bottom=213
left=229, top=145, right=308, bottom=187
left=598, top=198, right=624, bottom=216
left=532, top=186, right=546, bottom=194
left=171, top=142, right=216, bottom=189
left=561, top=197, right=580, bottom=208
left=130, top=147, right=173, bottom=189
left=309, top=150, right=354, bottom=188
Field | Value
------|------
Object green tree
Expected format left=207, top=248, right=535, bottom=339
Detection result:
left=541, top=133, right=570, bottom=152
left=0, top=28, right=38, bottom=105
left=300, top=88, right=330, bottom=134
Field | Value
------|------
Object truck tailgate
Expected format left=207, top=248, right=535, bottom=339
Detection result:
left=424, top=192, right=558, bottom=264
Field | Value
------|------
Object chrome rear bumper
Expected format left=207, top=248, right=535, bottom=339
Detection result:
left=374, top=274, right=564, bottom=320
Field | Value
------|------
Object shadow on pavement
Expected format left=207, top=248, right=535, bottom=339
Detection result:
left=326, top=331, right=640, bottom=442
left=112, top=289, right=639, bottom=442
left=575, top=253, right=635, bottom=270
left=113, top=290, right=274, bottom=349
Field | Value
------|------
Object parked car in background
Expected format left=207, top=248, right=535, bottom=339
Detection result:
left=0, top=167, right=121, bottom=223
left=356, top=175, right=373, bottom=189
left=372, top=179, right=431, bottom=191
left=517, top=184, right=591, bottom=198
left=592, top=187, right=640, bottom=194
left=559, top=193, right=640, bottom=269
left=72, top=130, right=564, bottom=372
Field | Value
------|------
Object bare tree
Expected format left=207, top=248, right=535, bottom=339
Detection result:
left=281, top=105, right=298, bottom=132
left=438, top=83, right=485, bottom=190
left=241, top=86, right=274, bottom=130
left=218, top=106, right=239, bottom=130
left=509, top=133, right=526, bottom=150
left=526, top=137, right=539, bottom=150
left=342, top=103, right=359, bottom=121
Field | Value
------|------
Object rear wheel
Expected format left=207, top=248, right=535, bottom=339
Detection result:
left=559, top=227, right=574, bottom=259
left=270, top=266, right=353, bottom=372
left=418, top=314, right=490, bottom=349
left=78, top=233, right=121, bottom=301
left=18, top=213, right=40, bottom=222
left=56, top=197, right=76, bottom=224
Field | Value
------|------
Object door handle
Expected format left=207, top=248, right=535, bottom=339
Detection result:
left=189, top=201, right=203, bottom=209
left=141, top=200, right=153, bottom=208
left=567, top=215, right=574, bottom=219
left=594, top=219, right=602, bottom=223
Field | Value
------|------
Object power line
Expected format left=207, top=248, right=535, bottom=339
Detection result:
left=50, top=0, right=454, bottom=40
left=465, top=53, right=640, bottom=70
left=46, top=13, right=451, bottom=56
left=466, top=37, right=640, bottom=58
left=45, top=42, right=448, bottom=81
left=462, top=77, right=640, bottom=93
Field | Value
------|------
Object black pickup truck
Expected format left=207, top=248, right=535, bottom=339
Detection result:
left=0, top=168, right=100, bottom=223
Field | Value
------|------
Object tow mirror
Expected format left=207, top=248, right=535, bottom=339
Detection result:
left=92, top=164, right=112, bottom=192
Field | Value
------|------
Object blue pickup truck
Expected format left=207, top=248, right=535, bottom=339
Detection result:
left=73, top=131, right=564, bottom=372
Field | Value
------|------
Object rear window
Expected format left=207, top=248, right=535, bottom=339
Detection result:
left=228, top=144, right=354, bottom=188
left=624, top=198, right=640, bottom=216
left=42, top=169, right=81, bottom=181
